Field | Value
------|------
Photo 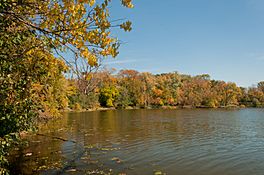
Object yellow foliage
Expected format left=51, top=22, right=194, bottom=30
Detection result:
left=7, top=0, right=133, bottom=71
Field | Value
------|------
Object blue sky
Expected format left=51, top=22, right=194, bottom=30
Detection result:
left=104, top=0, right=264, bottom=87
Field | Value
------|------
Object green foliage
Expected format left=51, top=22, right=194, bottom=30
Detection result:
left=202, top=99, right=217, bottom=108
left=0, top=15, right=37, bottom=172
left=115, top=87, right=131, bottom=108
left=99, top=86, right=119, bottom=107
left=0, top=18, right=37, bottom=160
left=117, top=70, right=143, bottom=106
left=252, top=98, right=261, bottom=107
left=69, top=92, right=99, bottom=110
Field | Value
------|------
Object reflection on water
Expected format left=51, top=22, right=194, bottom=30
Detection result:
left=9, top=108, right=264, bottom=175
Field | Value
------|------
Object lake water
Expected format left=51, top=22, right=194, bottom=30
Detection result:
left=10, top=108, right=264, bottom=175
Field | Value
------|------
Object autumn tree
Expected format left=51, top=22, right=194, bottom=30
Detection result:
left=117, top=70, right=143, bottom=106
left=247, top=87, right=264, bottom=107
left=140, top=72, right=156, bottom=107
left=0, top=0, right=133, bottom=173
left=98, top=69, right=119, bottom=107
left=152, top=73, right=181, bottom=106
left=1, top=0, right=133, bottom=105
left=218, top=82, right=241, bottom=106
left=178, top=75, right=209, bottom=107
left=258, top=81, right=264, bottom=93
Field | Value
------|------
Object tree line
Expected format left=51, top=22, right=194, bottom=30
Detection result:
left=68, top=69, right=264, bottom=110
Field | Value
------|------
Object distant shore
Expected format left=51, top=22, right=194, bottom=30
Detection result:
left=61, top=104, right=262, bottom=113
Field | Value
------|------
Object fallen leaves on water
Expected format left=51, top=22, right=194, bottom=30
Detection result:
left=111, top=157, right=122, bottom=164
left=86, top=169, right=109, bottom=175
left=154, top=170, right=166, bottom=175
left=81, top=156, right=90, bottom=160
left=101, top=147, right=120, bottom=151
left=25, top=152, right=33, bottom=156
left=88, top=160, right=99, bottom=164
left=84, top=144, right=120, bottom=152
left=66, top=168, right=77, bottom=172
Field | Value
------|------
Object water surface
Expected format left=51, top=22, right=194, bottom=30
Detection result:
left=10, top=108, right=264, bottom=175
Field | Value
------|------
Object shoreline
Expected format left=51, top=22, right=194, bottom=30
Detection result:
left=62, top=105, right=264, bottom=113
